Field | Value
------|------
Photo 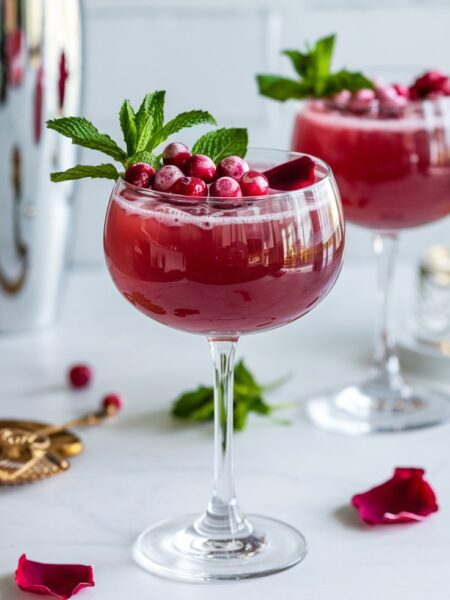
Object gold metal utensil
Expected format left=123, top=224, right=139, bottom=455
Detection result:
left=0, top=404, right=118, bottom=486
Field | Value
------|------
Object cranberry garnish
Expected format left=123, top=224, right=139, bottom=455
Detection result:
left=393, top=83, right=410, bottom=99
left=184, top=154, right=216, bottom=183
left=171, top=176, right=207, bottom=197
left=102, top=393, right=123, bottom=414
left=162, top=142, right=191, bottom=168
left=68, top=364, right=92, bottom=389
left=124, top=162, right=155, bottom=188
left=216, top=155, right=249, bottom=181
left=153, top=165, right=184, bottom=192
left=264, top=156, right=316, bottom=191
left=239, top=170, right=269, bottom=196
left=210, top=176, right=243, bottom=198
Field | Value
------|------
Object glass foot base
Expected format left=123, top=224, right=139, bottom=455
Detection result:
left=307, top=380, right=450, bottom=434
left=133, top=514, right=307, bottom=582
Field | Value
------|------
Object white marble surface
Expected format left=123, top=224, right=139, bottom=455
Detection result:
left=1, top=263, right=450, bottom=600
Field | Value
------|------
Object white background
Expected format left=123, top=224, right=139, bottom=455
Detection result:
left=71, top=0, right=450, bottom=266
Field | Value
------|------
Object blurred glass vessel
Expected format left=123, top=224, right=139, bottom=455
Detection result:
left=294, top=94, right=450, bottom=434
left=104, top=149, right=345, bottom=582
left=0, top=0, right=82, bottom=331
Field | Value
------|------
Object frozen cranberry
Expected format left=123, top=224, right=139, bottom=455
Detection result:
left=264, top=156, right=315, bottom=191
left=210, top=176, right=242, bottom=198
left=162, top=142, right=191, bottom=168
left=348, top=88, right=376, bottom=113
left=68, top=364, right=92, bottom=389
left=124, top=162, right=155, bottom=188
left=102, top=393, right=123, bottom=414
left=171, top=176, right=207, bottom=197
left=153, top=165, right=184, bottom=192
left=216, top=155, right=249, bottom=181
left=184, top=154, right=216, bottom=183
left=239, top=170, right=269, bottom=196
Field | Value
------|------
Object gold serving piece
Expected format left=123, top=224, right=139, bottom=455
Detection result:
left=0, top=404, right=118, bottom=486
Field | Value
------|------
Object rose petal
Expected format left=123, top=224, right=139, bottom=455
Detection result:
left=352, top=467, right=438, bottom=525
left=15, top=554, right=95, bottom=599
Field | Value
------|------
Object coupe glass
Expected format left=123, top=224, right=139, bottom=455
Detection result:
left=103, top=149, right=345, bottom=581
left=293, top=94, right=450, bottom=434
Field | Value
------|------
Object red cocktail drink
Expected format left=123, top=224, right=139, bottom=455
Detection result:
left=293, top=101, right=450, bottom=230
left=105, top=164, right=344, bottom=336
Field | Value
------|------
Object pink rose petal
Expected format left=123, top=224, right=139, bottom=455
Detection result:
left=15, top=554, right=95, bottom=599
left=352, top=467, right=438, bottom=525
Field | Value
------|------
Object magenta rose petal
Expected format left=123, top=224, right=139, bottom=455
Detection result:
left=352, top=467, right=438, bottom=525
left=15, top=554, right=95, bottom=599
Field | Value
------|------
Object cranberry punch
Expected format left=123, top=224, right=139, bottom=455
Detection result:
left=48, top=92, right=345, bottom=581
left=258, top=36, right=450, bottom=434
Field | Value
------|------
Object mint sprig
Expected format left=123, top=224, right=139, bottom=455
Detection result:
left=47, top=91, right=221, bottom=183
left=172, top=359, right=291, bottom=431
left=192, top=128, right=248, bottom=163
left=256, top=33, right=373, bottom=102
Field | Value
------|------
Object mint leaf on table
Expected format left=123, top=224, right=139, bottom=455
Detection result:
left=47, top=117, right=127, bottom=162
left=50, top=163, right=120, bottom=182
left=119, top=100, right=137, bottom=155
left=192, top=128, right=248, bottom=163
left=171, top=359, right=290, bottom=432
left=147, top=110, right=217, bottom=152
left=257, top=33, right=374, bottom=102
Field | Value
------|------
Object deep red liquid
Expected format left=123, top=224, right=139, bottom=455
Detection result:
left=293, top=103, right=450, bottom=230
left=104, top=192, right=344, bottom=335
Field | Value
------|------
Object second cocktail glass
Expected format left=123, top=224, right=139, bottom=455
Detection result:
left=294, top=96, right=450, bottom=434
left=104, top=149, right=345, bottom=581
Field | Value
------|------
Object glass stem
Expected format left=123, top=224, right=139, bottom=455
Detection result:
left=372, top=232, right=404, bottom=388
left=194, top=337, right=252, bottom=540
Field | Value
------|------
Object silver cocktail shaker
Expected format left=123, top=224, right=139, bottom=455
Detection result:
left=0, top=0, right=82, bottom=332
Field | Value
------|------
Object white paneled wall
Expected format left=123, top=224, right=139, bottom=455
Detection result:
left=72, top=0, right=450, bottom=266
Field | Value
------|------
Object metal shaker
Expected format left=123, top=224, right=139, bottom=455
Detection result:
left=415, top=244, right=450, bottom=356
left=0, top=0, right=82, bottom=332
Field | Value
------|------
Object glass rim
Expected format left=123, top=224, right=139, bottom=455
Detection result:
left=116, top=148, right=333, bottom=205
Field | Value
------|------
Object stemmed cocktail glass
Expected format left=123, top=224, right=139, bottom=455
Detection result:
left=103, top=149, right=345, bottom=581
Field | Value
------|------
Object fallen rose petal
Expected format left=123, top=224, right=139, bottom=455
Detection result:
left=15, top=554, right=94, bottom=599
left=352, top=467, right=438, bottom=525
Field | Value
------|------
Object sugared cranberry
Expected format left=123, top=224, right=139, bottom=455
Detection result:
left=171, top=176, right=207, bottom=197
left=68, top=364, right=92, bottom=389
left=102, top=393, right=123, bottom=414
left=153, top=165, right=184, bottom=192
left=184, top=154, right=216, bottom=183
left=124, top=162, right=155, bottom=188
left=162, top=142, right=191, bottom=168
left=239, top=170, right=269, bottom=196
left=216, top=155, right=249, bottom=181
left=210, top=176, right=242, bottom=198
left=348, top=88, right=376, bottom=112
left=393, top=83, right=410, bottom=98
left=264, top=156, right=316, bottom=191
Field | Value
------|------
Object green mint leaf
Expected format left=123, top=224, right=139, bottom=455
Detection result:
left=119, top=100, right=137, bottom=155
left=126, top=151, right=162, bottom=170
left=135, top=90, right=165, bottom=135
left=257, top=33, right=373, bottom=101
left=46, top=117, right=127, bottom=162
left=256, top=75, right=309, bottom=101
left=172, top=386, right=213, bottom=419
left=192, top=128, right=248, bottom=163
left=135, top=112, right=154, bottom=153
left=147, top=110, right=217, bottom=152
left=282, top=50, right=312, bottom=78
left=50, top=163, right=120, bottom=182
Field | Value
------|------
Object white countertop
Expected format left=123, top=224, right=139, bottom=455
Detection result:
left=1, top=263, right=449, bottom=600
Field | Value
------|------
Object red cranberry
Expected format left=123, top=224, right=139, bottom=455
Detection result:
left=68, top=364, right=92, bottom=389
left=409, top=70, right=450, bottom=100
left=102, top=393, right=123, bottom=414
left=264, top=156, right=316, bottom=191
left=393, top=83, right=410, bottom=98
left=153, top=165, right=184, bottom=192
left=162, top=142, right=191, bottom=168
left=239, top=170, right=269, bottom=196
left=210, top=176, right=242, bottom=198
left=171, top=176, right=207, bottom=197
left=184, top=154, right=216, bottom=183
left=216, top=155, right=249, bottom=181
left=124, top=162, right=155, bottom=188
